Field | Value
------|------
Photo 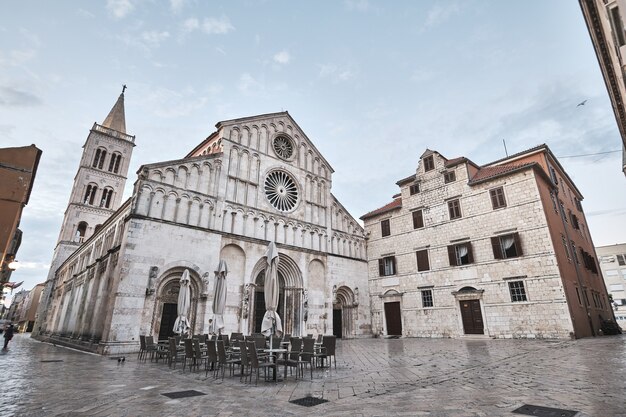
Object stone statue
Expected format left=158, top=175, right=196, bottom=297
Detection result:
left=146, top=266, right=158, bottom=295
left=354, top=286, right=359, bottom=306
left=303, top=289, right=309, bottom=322
left=202, top=272, right=210, bottom=297
left=332, top=285, right=337, bottom=304
left=242, top=283, right=251, bottom=319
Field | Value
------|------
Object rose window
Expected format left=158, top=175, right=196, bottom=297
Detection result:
left=273, top=135, right=294, bottom=160
left=264, top=170, right=298, bottom=212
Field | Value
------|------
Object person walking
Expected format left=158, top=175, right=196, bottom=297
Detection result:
left=3, top=324, right=15, bottom=350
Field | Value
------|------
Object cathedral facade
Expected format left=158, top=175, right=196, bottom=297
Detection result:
left=34, top=95, right=370, bottom=354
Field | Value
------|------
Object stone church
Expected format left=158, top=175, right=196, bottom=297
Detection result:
left=33, top=92, right=370, bottom=354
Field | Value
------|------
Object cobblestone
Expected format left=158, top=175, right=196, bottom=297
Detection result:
left=0, top=334, right=625, bottom=416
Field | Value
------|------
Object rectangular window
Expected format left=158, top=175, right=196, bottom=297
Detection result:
left=412, top=210, right=424, bottom=229
left=490, top=187, right=507, bottom=209
left=409, top=183, right=420, bottom=195
left=424, top=155, right=435, bottom=172
left=609, top=284, right=624, bottom=292
left=378, top=256, right=396, bottom=276
left=421, top=290, right=433, bottom=308
left=575, top=287, right=582, bottom=305
left=570, top=213, right=580, bottom=230
left=448, top=199, right=462, bottom=220
left=416, top=249, right=430, bottom=271
left=491, top=233, right=522, bottom=259
left=381, top=219, right=390, bottom=237
left=444, top=170, right=456, bottom=183
left=618, top=254, right=626, bottom=266
left=562, top=235, right=570, bottom=261
left=508, top=281, right=527, bottom=302
left=448, top=242, right=474, bottom=266
left=583, top=290, right=590, bottom=306
left=574, top=198, right=583, bottom=212
left=571, top=242, right=579, bottom=264
left=549, top=191, right=557, bottom=212
left=609, top=6, right=626, bottom=46
left=559, top=201, right=567, bottom=223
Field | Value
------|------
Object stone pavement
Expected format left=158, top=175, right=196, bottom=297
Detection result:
left=1, top=334, right=625, bottom=417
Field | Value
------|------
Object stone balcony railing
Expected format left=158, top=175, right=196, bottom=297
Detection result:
left=92, top=123, right=135, bottom=143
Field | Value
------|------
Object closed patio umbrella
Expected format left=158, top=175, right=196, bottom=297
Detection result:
left=211, top=260, right=228, bottom=335
left=173, top=269, right=192, bottom=336
left=261, top=241, right=282, bottom=349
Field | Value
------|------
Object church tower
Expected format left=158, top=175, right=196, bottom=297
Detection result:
left=55, top=89, right=135, bottom=246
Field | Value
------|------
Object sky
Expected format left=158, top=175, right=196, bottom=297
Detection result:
left=1, top=0, right=625, bottom=305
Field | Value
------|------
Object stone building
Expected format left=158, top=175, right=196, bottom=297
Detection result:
left=580, top=0, right=626, bottom=175
left=34, top=95, right=369, bottom=354
left=596, top=243, right=626, bottom=327
left=14, top=283, right=44, bottom=332
left=362, top=146, right=613, bottom=339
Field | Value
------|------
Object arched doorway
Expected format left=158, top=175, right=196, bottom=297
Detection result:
left=157, top=280, right=180, bottom=340
left=333, top=286, right=356, bottom=339
left=452, top=286, right=485, bottom=335
left=152, top=268, right=201, bottom=339
left=247, top=252, right=303, bottom=336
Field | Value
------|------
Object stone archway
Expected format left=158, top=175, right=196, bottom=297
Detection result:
left=247, top=252, right=304, bottom=336
left=333, top=285, right=357, bottom=339
left=152, top=268, right=202, bottom=339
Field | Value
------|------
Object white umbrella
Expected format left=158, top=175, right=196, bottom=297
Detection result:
left=261, top=241, right=282, bottom=350
left=211, top=260, right=228, bottom=335
left=173, top=269, right=192, bottom=336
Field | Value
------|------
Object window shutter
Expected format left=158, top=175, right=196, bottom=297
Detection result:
left=513, top=232, right=523, bottom=256
left=417, top=250, right=429, bottom=271
left=467, top=243, right=474, bottom=263
left=413, top=210, right=424, bottom=229
left=378, top=259, right=384, bottom=276
left=391, top=256, right=397, bottom=275
left=490, top=190, right=498, bottom=209
left=448, top=245, right=456, bottom=266
left=491, top=237, right=503, bottom=259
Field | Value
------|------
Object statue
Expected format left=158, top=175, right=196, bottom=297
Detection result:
left=332, top=284, right=337, bottom=304
left=146, top=266, right=158, bottom=295
left=202, top=272, right=211, bottom=297
left=354, top=287, right=359, bottom=306
left=303, top=289, right=309, bottom=322
left=242, top=283, right=251, bottom=319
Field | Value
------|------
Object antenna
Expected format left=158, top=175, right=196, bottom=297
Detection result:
left=503, top=139, right=509, bottom=157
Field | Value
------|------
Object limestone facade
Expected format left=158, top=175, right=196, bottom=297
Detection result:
left=596, top=243, right=626, bottom=327
left=362, top=146, right=613, bottom=339
left=35, top=111, right=369, bottom=354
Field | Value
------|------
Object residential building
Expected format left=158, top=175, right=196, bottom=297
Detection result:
left=580, top=0, right=626, bottom=175
left=597, top=243, right=626, bottom=327
left=362, top=146, right=613, bottom=339
left=16, top=283, right=44, bottom=332
left=33, top=94, right=369, bottom=354
left=6, top=289, right=28, bottom=327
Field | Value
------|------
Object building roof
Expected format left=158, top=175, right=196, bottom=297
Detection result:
left=360, top=197, right=402, bottom=220
left=468, top=162, right=536, bottom=184
left=101, top=92, right=126, bottom=134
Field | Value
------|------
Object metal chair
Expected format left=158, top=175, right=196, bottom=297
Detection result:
left=246, top=341, right=276, bottom=385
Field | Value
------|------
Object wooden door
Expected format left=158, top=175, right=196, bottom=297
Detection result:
left=333, top=309, right=342, bottom=338
left=158, top=302, right=178, bottom=340
left=460, top=299, right=484, bottom=334
left=384, top=302, right=402, bottom=335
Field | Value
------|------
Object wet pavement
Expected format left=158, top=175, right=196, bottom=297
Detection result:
left=1, top=333, right=625, bottom=416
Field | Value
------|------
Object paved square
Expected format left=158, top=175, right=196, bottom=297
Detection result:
left=1, top=334, right=624, bottom=416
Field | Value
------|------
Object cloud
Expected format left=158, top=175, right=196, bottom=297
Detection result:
left=77, top=8, right=96, bottom=19
left=170, top=0, right=185, bottom=13
left=182, top=16, right=234, bottom=35
left=202, top=16, right=235, bottom=34
left=141, top=30, right=170, bottom=48
left=141, top=86, right=218, bottom=118
left=0, top=86, right=42, bottom=107
left=344, top=0, right=372, bottom=12
left=238, top=73, right=263, bottom=94
left=318, top=63, right=355, bottom=83
left=423, top=2, right=460, bottom=30
left=107, top=0, right=134, bottom=19
left=273, top=50, right=290, bottom=65
left=0, top=49, right=36, bottom=67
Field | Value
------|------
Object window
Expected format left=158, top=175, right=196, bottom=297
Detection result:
left=444, top=170, right=456, bottom=183
left=609, top=284, right=624, bottom=292
left=609, top=6, right=626, bottom=47
left=412, top=210, right=424, bottom=229
left=571, top=242, right=579, bottom=264
left=75, top=222, right=88, bottom=243
left=100, top=188, right=114, bottom=208
left=575, top=287, right=582, bottom=305
left=580, top=250, right=599, bottom=274
left=423, top=155, right=434, bottom=172
left=92, top=148, right=107, bottom=170
left=549, top=191, right=557, bottom=212
left=108, top=153, right=122, bottom=174
left=84, top=184, right=98, bottom=205
left=559, top=201, right=567, bottom=223
left=421, top=290, right=433, bottom=308
left=583, top=289, right=590, bottom=306
left=618, top=254, right=626, bottom=266
left=416, top=249, right=430, bottom=271
left=448, top=242, right=474, bottom=266
left=508, top=281, right=527, bottom=302
left=378, top=256, right=396, bottom=276
left=381, top=219, right=391, bottom=237
left=574, top=198, right=583, bottom=212
left=409, top=183, right=420, bottom=195
left=561, top=235, right=570, bottom=261
left=491, top=233, right=522, bottom=259
left=448, top=199, right=462, bottom=220
left=489, top=187, right=507, bottom=209
left=548, top=165, right=558, bottom=185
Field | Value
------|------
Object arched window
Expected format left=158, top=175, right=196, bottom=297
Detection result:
left=100, top=188, right=114, bottom=208
left=94, top=224, right=103, bottom=234
left=92, top=147, right=108, bottom=169
left=108, top=152, right=122, bottom=174
left=84, top=184, right=98, bottom=205
left=75, top=221, right=88, bottom=243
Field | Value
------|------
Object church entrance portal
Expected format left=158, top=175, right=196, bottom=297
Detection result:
left=333, top=309, right=342, bottom=338
left=158, top=303, right=177, bottom=339
left=253, top=271, right=285, bottom=333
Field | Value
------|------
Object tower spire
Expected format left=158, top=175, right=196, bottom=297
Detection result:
left=101, top=86, right=127, bottom=134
